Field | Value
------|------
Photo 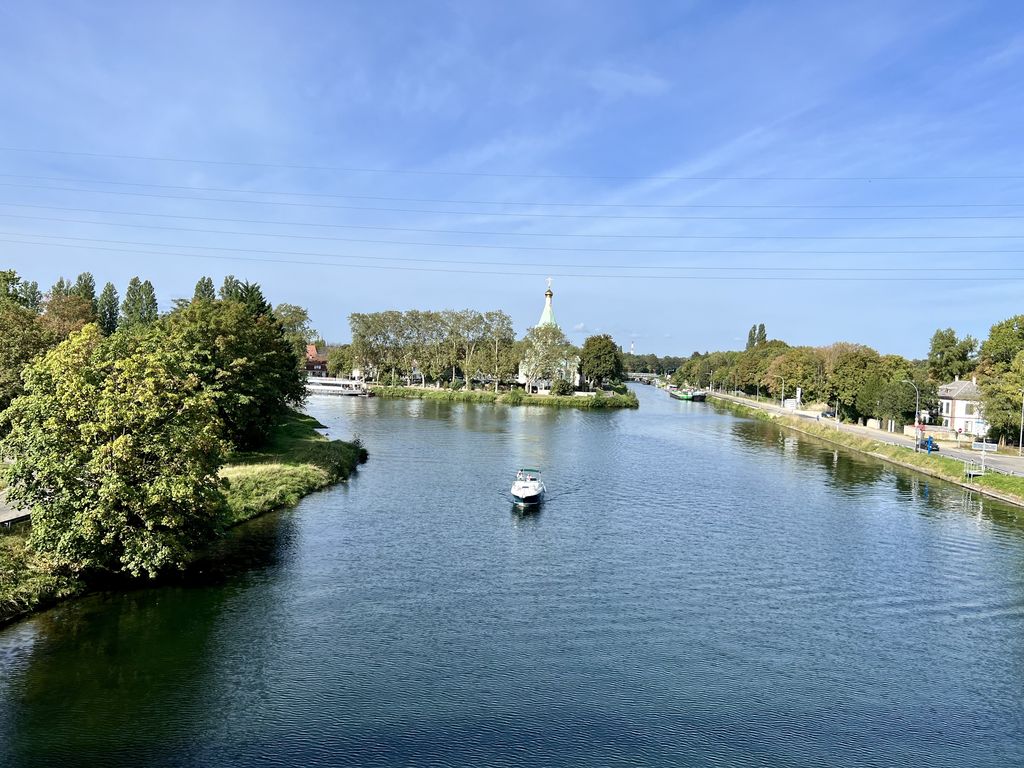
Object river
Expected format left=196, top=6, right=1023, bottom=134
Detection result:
left=2, top=384, right=1023, bottom=767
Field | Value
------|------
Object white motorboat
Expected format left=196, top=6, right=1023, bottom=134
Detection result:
left=511, top=469, right=545, bottom=505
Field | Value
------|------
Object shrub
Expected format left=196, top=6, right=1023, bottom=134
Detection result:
left=550, top=378, right=574, bottom=396
left=504, top=388, right=525, bottom=405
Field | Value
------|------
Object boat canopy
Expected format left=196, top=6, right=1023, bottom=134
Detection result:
left=518, top=468, right=541, bottom=473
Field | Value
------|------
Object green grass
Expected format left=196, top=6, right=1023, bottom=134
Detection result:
left=371, top=385, right=638, bottom=409
left=370, top=385, right=500, bottom=403
left=716, top=398, right=1024, bottom=506
left=222, top=408, right=367, bottom=524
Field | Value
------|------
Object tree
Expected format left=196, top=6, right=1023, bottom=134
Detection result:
left=165, top=296, right=303, bottom=449
left=519, top=324, right=576, bottom=393
left=71, top=272, right=98, bottom=314
left=0, top=301, right=52, bottom=413
left=746, top=325, right=757, bottom=350
left=97, top=282, right=119, bottom=335
left=48, top=277, right=73, bottom=298
left=927, top=328, right=977, bottom=382
left=121, top=277, right=159, bottom=328
left=981, top=350, right=1024, bottom=442
left=481, top=310, right=516, bottom=391
left=980, top=315, right=1024, bottom=372
left=0, top=324, right=228, bottom=578
left=42, top=292, right=96, bottom=339
left=327, top=344, right=354, bottom=378
left=274, top=303, right=318, bottom=363
left=581, top=334, right=624, bottom=387
left=193, top=276, right=216, bottom=303
left=219, top=275, right=242, bottom=300
left=1, top=271, right=41, bottom=311
left=756, top=323, right=767, bottom=345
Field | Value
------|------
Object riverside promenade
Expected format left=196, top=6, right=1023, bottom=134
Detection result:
left=710, top=391, right=1024, bottom=478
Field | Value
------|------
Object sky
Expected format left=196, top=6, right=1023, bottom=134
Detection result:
left=2, top=1, right=1024, bottom=358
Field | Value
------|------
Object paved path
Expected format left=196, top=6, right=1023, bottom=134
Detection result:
left=0, top=490, right=29, bottom=526
left=710, top=392, right=1024, bottom=477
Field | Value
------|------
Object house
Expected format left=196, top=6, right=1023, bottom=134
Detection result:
left=305, top=344, right=329, bottom=378
left=937, top=375, right=989, bottom=437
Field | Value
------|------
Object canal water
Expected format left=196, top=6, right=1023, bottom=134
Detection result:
left=2, top=385, right=1023, bottom=767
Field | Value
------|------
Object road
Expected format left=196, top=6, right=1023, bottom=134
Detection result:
left=710, top=391, right=1024, bottom=477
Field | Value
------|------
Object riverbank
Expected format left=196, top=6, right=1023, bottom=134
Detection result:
left=370, top=385, right=639, bottom=409
left=0, top=408, right=367, bottom=627
left=712, top=395, right=1024, bottom=509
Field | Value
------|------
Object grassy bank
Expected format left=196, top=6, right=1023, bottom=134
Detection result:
left=222, top=408, right=368, bottom=524
left=1, top=407, right=366, bottom=627
left=716, top=397, right=1024, bottom=508
left=370, top=385, right=639, bottom=409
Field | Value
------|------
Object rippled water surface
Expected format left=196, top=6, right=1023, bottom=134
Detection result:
left=3, top=385, right=1024, bottom=767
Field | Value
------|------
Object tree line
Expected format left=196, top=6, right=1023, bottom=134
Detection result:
left=670, top=316, right=1024, bottom=442
left=341, top=309, right=624, bottom=391
left=1, top=270, right=311, bottom=580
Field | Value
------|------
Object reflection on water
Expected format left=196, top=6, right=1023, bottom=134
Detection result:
left=2, top=386, right=1024, bottom=767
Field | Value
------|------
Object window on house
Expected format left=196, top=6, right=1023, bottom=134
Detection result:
left=941, top=400, right=951, bottom=415
left=965, top=403, right=977, bottom=416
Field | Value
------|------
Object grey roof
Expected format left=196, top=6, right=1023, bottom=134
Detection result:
left=938, top=379, right=982, bottom=401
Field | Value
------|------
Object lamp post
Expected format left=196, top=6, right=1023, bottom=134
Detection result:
left=1018, top=389, right=1024, bottom=457
left=903, top=379, right=920, bottom=452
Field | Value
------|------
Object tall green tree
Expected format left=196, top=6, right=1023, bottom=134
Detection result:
left=0, top=301, right=52, bottom=413
left=927, top=328, right=977, bottom=382
left=980, top=315, right=1024, bottom=373
left=97, top=282, right=119, bottom=335
left=48, top=277, right=73, bottom=298
left=1, top=270, right=41, bottom=311
left=71, top=272, right=98, bottom=314
left=274, top=303, right=318, bottom=363
left=1, top=324, right=228, bottom=578
left=121, top=277, right=159, bottom=328
left=756, top=323, right=767, bottom=345
left=42, top=292, right=96, bottom=339
left=165, top=297, right=303, bottom=449
left=581, top=334, right=624, bottom=387
left=746, top=325, right=757, bottom=350
left=981, top=350, right=1024, bottom=442
left=193, top=276, right=216, bottom=303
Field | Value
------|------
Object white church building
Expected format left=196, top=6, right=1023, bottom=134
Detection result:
left=517, top=280, right=581, bottom=392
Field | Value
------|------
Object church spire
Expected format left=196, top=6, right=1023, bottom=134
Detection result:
left=537, top=277, right=557, bottom=327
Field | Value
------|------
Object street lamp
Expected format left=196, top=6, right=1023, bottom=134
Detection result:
left=1018, top=389, right=1024, bottom=457
left=903, top=379, right=920, bottom=452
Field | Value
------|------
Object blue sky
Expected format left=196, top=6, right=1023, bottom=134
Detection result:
left=2, top=1, right=1024, bottom=357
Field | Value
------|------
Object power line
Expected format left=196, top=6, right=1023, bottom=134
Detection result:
left=5, top=231, right=1024, bottom=273
left=5, top=212, right=1024, bottom=250
left=1, top=146, right=1022, bottom=181
left=8, top=181, right=1024, bottom=222
left=5, top=199, right=1024, bottom=228
left=2, top=173, right=1023, bottom=209
left=7, top=237, right=1024, bottom=280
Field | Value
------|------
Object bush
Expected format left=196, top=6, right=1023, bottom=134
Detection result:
left=550, top=378, right=574, bottom=396
left=450, top=380, right=465, bottom=391
left=504, top=388, right=525, bottom=405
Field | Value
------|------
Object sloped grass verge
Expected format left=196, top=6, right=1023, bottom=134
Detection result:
left=222, top=408, right=367, bottom=524
left=716, top=398, right=1024, bottom=508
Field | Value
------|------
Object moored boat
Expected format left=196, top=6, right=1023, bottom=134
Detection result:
left=511, top=469, right=545, bottom=505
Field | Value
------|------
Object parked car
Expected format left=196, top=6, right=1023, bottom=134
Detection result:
left=821, top=409, right=836, bottom=419
left=916, top=437, right=939, bottom=451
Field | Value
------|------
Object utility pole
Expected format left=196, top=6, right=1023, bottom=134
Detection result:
left=903, top=379, right=921, bottom=452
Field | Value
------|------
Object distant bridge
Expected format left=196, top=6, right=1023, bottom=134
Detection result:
left=626, top=372, right=660, bottom=382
